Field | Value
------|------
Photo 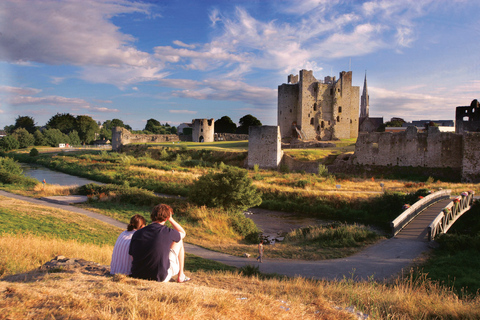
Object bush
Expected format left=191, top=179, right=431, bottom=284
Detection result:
left=318, top=164, right=329, bottom=177
left=29, top=148, right=39, bottom=157
left=188, top=167, right=262, bottom=211
left=0, top=135, right=20, bottom=151
left=0, top=157, right=23, bottom=175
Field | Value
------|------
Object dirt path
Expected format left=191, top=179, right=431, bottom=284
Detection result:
left=0, top=190, right=433, bottom=281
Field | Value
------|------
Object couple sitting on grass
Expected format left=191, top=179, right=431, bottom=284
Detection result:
left=110, top=203, right=190, bottom=283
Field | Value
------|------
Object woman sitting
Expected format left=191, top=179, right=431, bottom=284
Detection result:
left=110, top=214, right=146, bottom=275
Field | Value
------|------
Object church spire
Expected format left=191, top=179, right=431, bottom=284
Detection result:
left=360, top=72, right=369, bottom=118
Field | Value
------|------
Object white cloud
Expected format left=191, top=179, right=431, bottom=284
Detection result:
left=0, top=86, right=42, bottom=95
left=172, top=79, right=276, bottom=107
left=0, top=0, right=165, bottom=87
left=169, top=110, right=197, bottom=114
left=8, top=95, right=90, bottom=107
left=172, top=40, right=196, bottom=49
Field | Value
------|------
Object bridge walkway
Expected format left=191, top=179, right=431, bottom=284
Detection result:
left=395, top=198, right=452, bottom=241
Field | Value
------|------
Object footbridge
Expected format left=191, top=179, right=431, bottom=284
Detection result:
left=391, top=190, right=475, bottom=241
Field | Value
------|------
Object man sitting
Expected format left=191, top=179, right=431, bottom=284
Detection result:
left=129, top=203, right=190, bottom=283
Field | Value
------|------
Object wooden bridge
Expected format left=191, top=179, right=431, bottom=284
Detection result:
left=391, top=190, right=475, bottom=241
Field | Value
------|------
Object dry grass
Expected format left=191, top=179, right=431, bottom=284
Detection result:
left=1, top=234, right=479, bottom=319
left=0, top=233, right=112, bottom=277
left=32, top=183, right=79, bottom=196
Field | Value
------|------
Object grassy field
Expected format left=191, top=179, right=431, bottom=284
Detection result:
left=136, top=140, right=249, bottom=151
left=1, top=201, right=479, bottom=319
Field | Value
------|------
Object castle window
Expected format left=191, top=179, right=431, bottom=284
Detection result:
left=328, top=121, right=331, bottom=125
left=321, top=121, right=324, bottom=128
left=201, top=129, right=203, bottom=132
left=337, top=116, right=340, bottom=122
left=350, top=119, right=352, bottom=123
left=338, top=106, right=342, bottom=113
left=280, top=111, right=282, bottom=115
left=330, top=89, right=333, bottom=95
left=310, top=118, right=314, bottom=125
left=290, top=109, right=292, bottom=113
left=313, top=103, right=317, bottom=111
left=463, top=116, right=469, bottom=121
left=317, top=125, right=320, bottom=131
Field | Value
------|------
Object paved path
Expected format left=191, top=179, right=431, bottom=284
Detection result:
left=0, top=190, right=443, bottom=281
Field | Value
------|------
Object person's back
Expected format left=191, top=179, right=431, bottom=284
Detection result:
left=110, top=214, right=146, bottom=275
left=129, top=222, right=180, bottom=281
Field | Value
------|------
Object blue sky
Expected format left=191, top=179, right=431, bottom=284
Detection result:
left=1, top=0, right=479, bottom=130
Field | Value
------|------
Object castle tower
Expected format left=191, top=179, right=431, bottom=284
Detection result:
left=278, top=69, right=359, bottom=141
left=360, top=72, right=369, bottom=118
left=192, top=119, right=214, bottom=142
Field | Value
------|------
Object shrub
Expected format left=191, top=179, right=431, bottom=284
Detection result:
left=0, top=157, right=23, bottom=175
left=29, top=148, right=39, bottom=157
left=188, top=167, right=262, bottom=211
left=318, top=164, right=329, bottom=177
left=0, top=135, right=20, bottom=151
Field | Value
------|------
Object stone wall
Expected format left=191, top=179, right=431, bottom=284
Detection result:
left=278, top=69, right=359, bottom=141
left=247, top=126, right=283, bottom=169
left=353, top=126, right=463, bottom=168
left=112, top=127, right=179, bottom=151
left=462, top=132, right=480, bottom=182
left=215, top=133, right=249, bottom=141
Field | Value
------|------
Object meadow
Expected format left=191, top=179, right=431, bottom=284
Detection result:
left=1, top=141, right=480, bottom=317
left=1, top=197, right=479, bottom=319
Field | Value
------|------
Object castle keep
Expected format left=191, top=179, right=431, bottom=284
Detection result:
left=278, top=70, right=359, bottom=141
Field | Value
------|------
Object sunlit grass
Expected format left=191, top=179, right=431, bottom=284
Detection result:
left=135, top=140, right=249, bottom=151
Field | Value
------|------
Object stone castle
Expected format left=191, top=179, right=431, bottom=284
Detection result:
left=277, top=70, right=359, bottom=141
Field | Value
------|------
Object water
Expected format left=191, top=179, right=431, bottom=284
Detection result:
left=21, top=164, right=102, bottom=186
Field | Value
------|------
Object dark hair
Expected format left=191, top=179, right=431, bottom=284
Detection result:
left=151, top=204, right=173, bottom=222
left=127, top=214, right=146, bottom=231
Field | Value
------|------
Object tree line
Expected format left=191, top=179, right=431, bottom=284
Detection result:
left=1, top=113, right=262, bottom=151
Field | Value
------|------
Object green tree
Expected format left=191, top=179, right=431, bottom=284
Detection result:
left=47, top=113, right=77, bottom=134
left=215, top=116, right=237, bottom=133
left=68, top=130, right=81, bottom=146
left=14, top=116, right=36, bottom=134
left=3, top=125, right=15, bottom=134
left=12, top=128, right=35, bottom=148
left=188, top=167, right=262, bottom=211
left=237, top=114, right=262, bottom=134
left=144, top=118, right=161, bottom=134
left=100, top=118, right=131, bottom=140
left=33, top=130, right=46, bottom=146
left=75, top=115, right=99, bottom=144
left=0, top=135, right=20, bottom=151
left=43, top=128, right=69, bottom=147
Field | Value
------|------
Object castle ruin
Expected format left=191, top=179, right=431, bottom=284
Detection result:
left=192, top=119, right=214, bottom=143
left=278, top=70, right=359, bottom=141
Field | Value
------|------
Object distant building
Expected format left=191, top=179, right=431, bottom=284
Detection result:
left=177, top=123, right=193, bottom=135
left=358, top=73, right=384, bottom=132
left=0, top=130, right=6, bottom=138
left=455, top=99, right=480, bottom=133
left=403, top=120, right=454, bottom=127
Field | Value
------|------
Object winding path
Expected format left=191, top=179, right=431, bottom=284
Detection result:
left=0, top=190, right=437, bottom=281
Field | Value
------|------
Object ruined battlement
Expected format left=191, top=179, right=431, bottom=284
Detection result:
left=278, top=69, right=359, bottom=141
left=350, top=126, right=480, bottom=182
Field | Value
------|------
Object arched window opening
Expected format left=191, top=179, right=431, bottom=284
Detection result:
left=310, top=118, right=314, bottom=125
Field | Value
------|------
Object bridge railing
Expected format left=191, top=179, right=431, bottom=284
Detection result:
left=391, top=189, right=452, bottom=236
left=428, top=191, right=475, bottom=241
